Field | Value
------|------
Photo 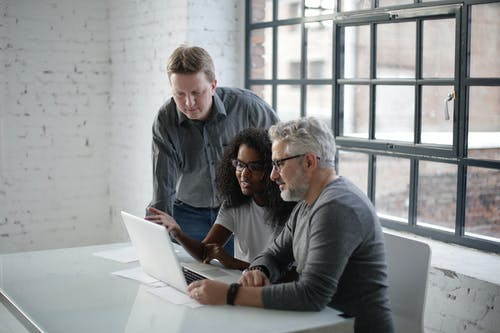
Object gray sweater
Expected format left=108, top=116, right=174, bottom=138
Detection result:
left=252, top=177, right=393, bottom=332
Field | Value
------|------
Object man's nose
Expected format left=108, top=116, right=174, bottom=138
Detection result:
left=270, top=167, right=279, bottom=181
left=185, top=94, right=195, bottom=107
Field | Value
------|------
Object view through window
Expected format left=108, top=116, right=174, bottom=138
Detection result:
left=246, top=0, right=499, bottom=252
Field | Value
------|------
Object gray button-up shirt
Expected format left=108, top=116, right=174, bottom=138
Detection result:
left=149, top=87, right=279, bottom=215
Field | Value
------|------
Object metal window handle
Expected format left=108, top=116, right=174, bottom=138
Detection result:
left=444, top=91, right=455, bottom=120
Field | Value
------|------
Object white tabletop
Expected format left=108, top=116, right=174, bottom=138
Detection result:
left=0, top=243, right=353, bottom=333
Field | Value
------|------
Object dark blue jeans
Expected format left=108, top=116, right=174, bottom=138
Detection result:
left=172, top=200, right=234, bottom=256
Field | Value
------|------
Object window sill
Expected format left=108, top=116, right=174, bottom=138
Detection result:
left=383, top=228, right=500, bottom=286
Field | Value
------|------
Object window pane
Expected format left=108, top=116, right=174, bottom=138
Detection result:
left=375, top=155, right=410, bottom=222
left=251, top=0, right=273, bottom=23
left=342, top=25, right=370, bottom=79
left=277, top=25, right=302, bottom=79
left=468, top=86, right=500, bottom=161
left=340, top=0, right=371, bottom=11
left=277, top=85, right=301, bottom=121
left=250, top=85, right=272, bottom=107
left=421, top=85, right=454, bottom=145
left=338, top=151, right=369, bottom=195
left=376, top=22, right=416, bottom=78
left=416, top=161, right=457, bottom=232
left=342, top=85, right=369, bottom=138
left=306, top=22, right=333, bottom=79
left=470, top=3, right=500, bottom=78
left=466, top=167, right=500, bottom=242
left=250, top=28, right=273, bottom=80
left=423, top=19, right=455, bottom=78
left=278, top=0, right=302, bottom=20
left=375, top=85, right=414, bottom=142
left=304, top=0, right=336, bottom=16
left=306, top=85, right=331, bottom=127
left=378, top=0, right=412, bottom=7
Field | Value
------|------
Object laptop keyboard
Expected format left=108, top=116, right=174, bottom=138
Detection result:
left=182, top=267, right=206, bottom=284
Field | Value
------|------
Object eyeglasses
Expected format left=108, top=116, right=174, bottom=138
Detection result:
left=271, top=154, right=306, bottom=172
left=231, top=159, right=265, bottom=173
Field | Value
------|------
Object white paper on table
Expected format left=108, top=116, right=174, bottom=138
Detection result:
left=147, top=286, right=203, bottom=308
left=112, top=266, right=166, bottom=286
left=94, top=246, right=138, bottom=263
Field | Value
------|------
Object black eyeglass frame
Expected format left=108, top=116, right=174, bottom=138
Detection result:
left=231, top=159, right=265, bottom=173
left=271, top=154, right=306, bottom=172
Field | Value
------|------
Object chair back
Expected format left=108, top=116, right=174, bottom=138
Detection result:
left=384, top=232, right=431, bottom=333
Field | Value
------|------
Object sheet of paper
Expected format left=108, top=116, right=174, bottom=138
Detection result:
left=147, top=286, right=203, bottom=308
left=94, top=246, right=138, bottom=263
left=112, top=266, right=165, bottom=285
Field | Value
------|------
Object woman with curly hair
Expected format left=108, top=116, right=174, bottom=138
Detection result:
left=146, top=128, right=295, bottom=270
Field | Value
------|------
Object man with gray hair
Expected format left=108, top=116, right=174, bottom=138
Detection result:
left=187, top=117, right=394, bottom=333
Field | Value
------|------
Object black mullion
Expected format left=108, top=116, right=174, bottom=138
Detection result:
left=411, top=16, right=422, bottom=229
left=244, top=0, right=251, bottom=90
left=369, top=23, right=376, bottom=140
left=456, top=163, right=467, bottom=237
left=368, top=154, right=376, bottom=204
left=409, top=159, right=419, bottom=227
left=271, top=0, right=278, bottom=111
left=455, top=4, right=469, bottom=238
left=464, top=158, right=500, bottom=169
left=457, top=5, right=467, bottom=158
left=301, top=16, right=307, bottom=117
left=333, top=22, right=340, bottom=133
left=415, top=18, right=422, bottom=144
left=368, top=21, right=377, bottom=204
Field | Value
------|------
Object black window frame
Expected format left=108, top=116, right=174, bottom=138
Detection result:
left=245, top=0, right=500, bottom=254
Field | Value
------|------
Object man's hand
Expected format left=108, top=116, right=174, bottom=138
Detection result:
left=145, top=207, right=181, bottom=238
left=239, top=269, right=270, bottom=287
left=187, top=280, right=229, bottom=305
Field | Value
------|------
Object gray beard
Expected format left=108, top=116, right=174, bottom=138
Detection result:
left=280, top=178, right=309, bottom=202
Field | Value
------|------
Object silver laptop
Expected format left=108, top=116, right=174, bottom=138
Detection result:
left=120, top=211, right=240, bottom=294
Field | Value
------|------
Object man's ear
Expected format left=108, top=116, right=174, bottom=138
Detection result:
left=304, top=153, right=318, bottom=169
left=210, top=79, right=217, bottom=95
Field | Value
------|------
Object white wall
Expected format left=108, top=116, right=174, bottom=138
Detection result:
left=0, top=0, right=112, bottom=252
left=0, top=0, right=244, bottom=252
left=107, top=0, right=244, bottom=239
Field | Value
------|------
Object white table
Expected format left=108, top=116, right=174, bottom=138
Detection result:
left=0, top=243, right=353, bottom=333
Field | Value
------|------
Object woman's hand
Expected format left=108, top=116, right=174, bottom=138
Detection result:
left=187, top=280, right=229, bottom=305
left=145, top=207, right=181, bottom=238
left=203, top=243, right=234, bottom=267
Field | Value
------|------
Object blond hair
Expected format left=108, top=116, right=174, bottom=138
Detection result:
left=167, top=45, right=216, bottom=82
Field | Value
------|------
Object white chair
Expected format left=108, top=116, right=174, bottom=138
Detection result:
left=384, top=232, right=431, bottom=333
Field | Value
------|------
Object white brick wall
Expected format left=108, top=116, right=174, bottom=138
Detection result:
left=107, top=0, right=244, bottom=239
left=425, top=268, right=500, bottom=333
left=0, top=0, right=244, bottom=252
left=0, top=0, right=111, bottom=252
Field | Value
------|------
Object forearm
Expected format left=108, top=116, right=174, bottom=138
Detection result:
left=226, top=258, right=250, bottom=271
left=234, top=287, right=263, bottom=308
left=175, top=232, right=205, bottom=261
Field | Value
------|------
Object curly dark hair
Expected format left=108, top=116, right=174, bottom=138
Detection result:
left=216, top=128, right=295, bottom=228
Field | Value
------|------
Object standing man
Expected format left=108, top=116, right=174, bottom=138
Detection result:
left=188, top=117, right=394, bottom=333
left=149, top=45, right=278, bottom=252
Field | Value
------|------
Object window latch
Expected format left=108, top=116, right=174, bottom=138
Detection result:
left=444, top=90, right=455, bottom=121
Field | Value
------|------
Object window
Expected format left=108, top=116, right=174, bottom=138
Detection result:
left=246, top=0, right=500, bottom=253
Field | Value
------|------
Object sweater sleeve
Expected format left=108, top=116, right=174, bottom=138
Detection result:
left=261, top=202, right=364, bottom=311
left=250, top=214, right=296, bottom=282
